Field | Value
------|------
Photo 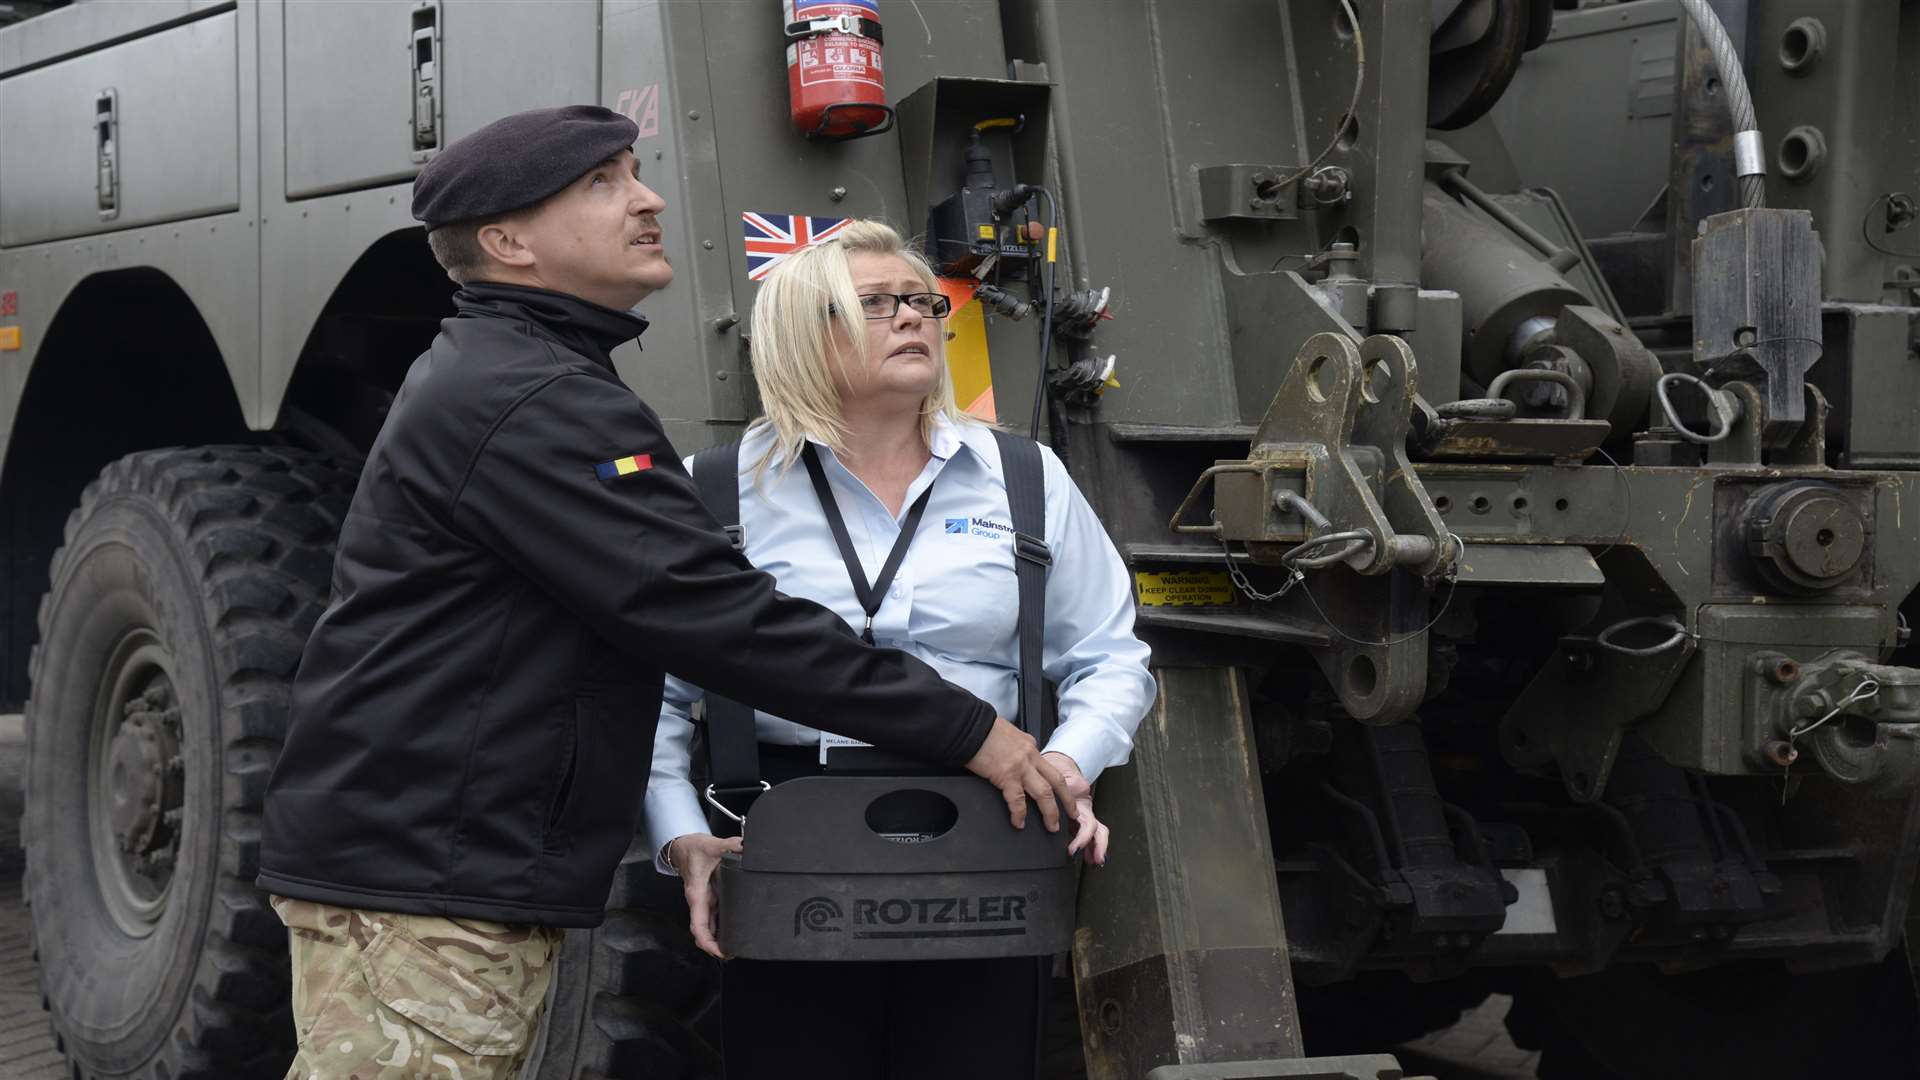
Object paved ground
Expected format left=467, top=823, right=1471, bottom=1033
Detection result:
left=0, top=715, right=66, bottom=1080
left=1402, top=996, right=1541, bottom=1079
left=0, top=712, right=1536, bottom=1080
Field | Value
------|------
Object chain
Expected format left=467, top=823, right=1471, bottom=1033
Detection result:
left=1218, top=534, right=1302, bottom=602
left=1214, top=516, right=1466, bottom=648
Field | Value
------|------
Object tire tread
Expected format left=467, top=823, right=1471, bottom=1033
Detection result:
left=23, top=445, right=358, bottom=1079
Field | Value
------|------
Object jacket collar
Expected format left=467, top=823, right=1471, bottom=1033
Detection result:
left=454, top=282, right=650, bottom=371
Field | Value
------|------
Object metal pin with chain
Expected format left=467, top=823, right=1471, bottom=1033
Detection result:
left=1212, top=511, right=1302, bottom=603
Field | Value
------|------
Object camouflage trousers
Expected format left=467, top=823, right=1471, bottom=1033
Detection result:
left=271, top=896, right=561, bottom=1080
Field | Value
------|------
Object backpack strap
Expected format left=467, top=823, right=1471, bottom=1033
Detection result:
left=992, top=429, right=1053, bottom=746
left=688, top=440, right=764, bottom=829
left=692, top=440, right=746, bottom=553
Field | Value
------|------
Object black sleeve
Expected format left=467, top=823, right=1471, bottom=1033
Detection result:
left=449, top=370, right=995, bottom=766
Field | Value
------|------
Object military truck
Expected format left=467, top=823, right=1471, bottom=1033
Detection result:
left=4, top=0, right=1920, bottom=1077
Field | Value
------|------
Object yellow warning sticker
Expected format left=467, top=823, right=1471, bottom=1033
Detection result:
left=1135, top=571, right=1233, bottom=607
left=977, top=224, right=996, bottom=240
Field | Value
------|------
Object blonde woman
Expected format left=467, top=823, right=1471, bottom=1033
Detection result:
left=645, top=220, right=1153, bottom=1079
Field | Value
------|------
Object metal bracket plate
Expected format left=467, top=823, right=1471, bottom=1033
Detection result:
left=1501, top=629, right=1698, bottom=802
left=1196, top=164, right=1300, bottom=222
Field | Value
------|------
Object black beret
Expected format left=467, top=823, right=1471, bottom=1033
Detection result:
left=412, top=105, right=640, bottom=229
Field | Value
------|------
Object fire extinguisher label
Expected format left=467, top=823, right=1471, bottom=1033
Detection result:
left=796, top=37, right=883, bottom=90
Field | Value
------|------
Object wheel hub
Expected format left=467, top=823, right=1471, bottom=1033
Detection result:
left=106, top=689, right=182, bottom=859
left=89, top=632, right=186, bottom=934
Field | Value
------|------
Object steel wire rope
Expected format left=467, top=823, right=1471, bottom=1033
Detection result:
left=1273, top=0, right=1366, bottom=192
left=1674, top=0, right=1766, bottom=209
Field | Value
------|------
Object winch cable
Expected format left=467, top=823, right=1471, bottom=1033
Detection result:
left=1274, top=0, right=1366, bottom=192
left=1674, top=0, right=1766, bottom=208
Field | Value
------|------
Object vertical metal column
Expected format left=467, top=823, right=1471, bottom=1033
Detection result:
left=1073, top=666, right=1302, bottom=1077
left=1351, top=0, right=1431, bottom=293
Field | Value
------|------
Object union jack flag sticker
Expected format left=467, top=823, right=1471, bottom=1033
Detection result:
left=743, top=212, right=852, bottom=281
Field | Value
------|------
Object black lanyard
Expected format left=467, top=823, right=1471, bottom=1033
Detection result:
left=799, top=444, right=935, bottom=644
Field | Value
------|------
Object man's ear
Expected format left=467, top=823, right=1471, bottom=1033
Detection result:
left=475, top=219, right=536, bottom=269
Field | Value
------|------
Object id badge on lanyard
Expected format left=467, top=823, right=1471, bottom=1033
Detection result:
left=819, top=730, right=871, bottom=764
left=800, top=444, right=935, bottom=766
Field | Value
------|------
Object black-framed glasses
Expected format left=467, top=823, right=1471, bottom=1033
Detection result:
left=856, top=292, right=951, bottom=320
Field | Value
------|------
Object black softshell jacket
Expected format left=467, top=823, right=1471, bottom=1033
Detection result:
left=258, top=283, right=996, bottom=927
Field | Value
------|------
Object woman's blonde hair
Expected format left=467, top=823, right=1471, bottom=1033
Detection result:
left=747, top=219, right=969, bottom=477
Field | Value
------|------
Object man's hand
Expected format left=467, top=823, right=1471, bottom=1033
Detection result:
left=1042, top=751, right=1109, bottom=865
left=668, top=833, right=743, bottom=959
left=965, top=716, right=1074, bottom=832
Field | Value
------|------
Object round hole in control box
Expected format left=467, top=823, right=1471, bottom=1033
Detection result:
left=865, top=789, right=960, bottom=844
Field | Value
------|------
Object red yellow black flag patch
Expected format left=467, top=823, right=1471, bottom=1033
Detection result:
left=594, top=454, right=653, bottom=480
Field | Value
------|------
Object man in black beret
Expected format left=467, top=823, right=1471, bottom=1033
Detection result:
left=257, top=105, right=1072, bottom=1077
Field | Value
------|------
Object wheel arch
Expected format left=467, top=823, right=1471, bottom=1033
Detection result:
left=269, top=225, right=455, bottom=461
left=0, top=266, right=250, bottom=706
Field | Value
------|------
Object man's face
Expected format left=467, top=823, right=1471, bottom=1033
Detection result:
left=510, top=150, right=671, bottom=309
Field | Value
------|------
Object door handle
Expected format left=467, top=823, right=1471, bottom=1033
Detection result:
left=95, top=88, right=118, bottom=218
left=411, top=4, right=439, bottom=155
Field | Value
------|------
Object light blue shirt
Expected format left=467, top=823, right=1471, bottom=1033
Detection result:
left=644, top=416, right=1156, bottom=870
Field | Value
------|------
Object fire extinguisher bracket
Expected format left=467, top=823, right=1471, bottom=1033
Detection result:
left=713, top=773, right=1079, bottom=961
left=810, top=102, right=896, bottom=141
left=786, top=15, right=884, bottom=44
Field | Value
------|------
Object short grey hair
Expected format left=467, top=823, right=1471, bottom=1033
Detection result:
left=425, top=220, right=485, bottom=285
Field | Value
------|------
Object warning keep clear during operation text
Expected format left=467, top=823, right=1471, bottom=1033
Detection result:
left=1134, top=571, right=1233, bottom=607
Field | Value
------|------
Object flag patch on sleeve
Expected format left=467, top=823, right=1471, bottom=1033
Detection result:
left=594, top=454, right=653, bottom=480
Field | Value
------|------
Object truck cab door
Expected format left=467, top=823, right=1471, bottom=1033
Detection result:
left=282, top=0, right=598, bottom=200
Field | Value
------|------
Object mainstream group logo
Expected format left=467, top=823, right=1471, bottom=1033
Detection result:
left=792, top=891, right=1037, bottom=939
left=943, top=516, right=1014, bottom=541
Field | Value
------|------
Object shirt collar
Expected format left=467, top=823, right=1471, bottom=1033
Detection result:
left=799, top=413, right=970, bottom=464
left=927, top=414, right=963, bottom=461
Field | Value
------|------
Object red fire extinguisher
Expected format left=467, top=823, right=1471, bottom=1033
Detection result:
left=784, top=0, right=893, bottom=140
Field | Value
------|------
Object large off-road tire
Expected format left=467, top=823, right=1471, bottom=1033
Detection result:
left=522, top=841, right=723, bottom=1079
left=23, top=446, right=355, bottom=1079
left=1504, top=953, right=1920, bottom=1079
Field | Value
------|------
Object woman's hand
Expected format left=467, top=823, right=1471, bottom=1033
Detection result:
left=668, top=833, right=744, bottom=958
left=1041, top=752, right=1109, bottom=865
